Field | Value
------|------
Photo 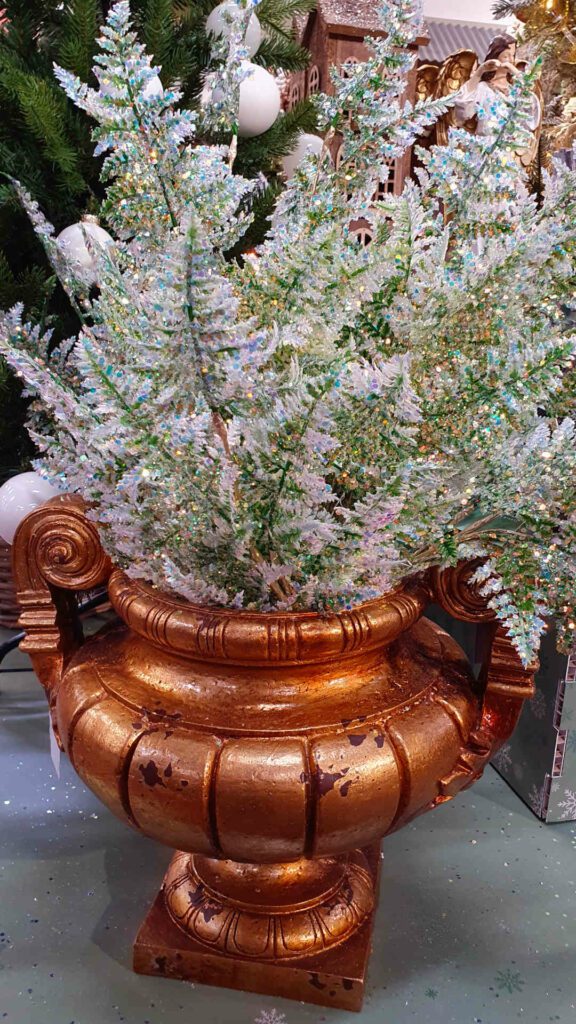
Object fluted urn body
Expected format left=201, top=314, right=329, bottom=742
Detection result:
left=12, top=498, right=536, bottom=1011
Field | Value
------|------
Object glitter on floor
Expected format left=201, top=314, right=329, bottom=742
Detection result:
left=1, top=630, right=575, bottom=1024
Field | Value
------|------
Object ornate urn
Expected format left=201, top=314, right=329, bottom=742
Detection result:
left=13, top=498, right=536, bottom=1012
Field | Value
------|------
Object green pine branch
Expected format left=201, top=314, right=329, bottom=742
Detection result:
left=58, top=0, right=103, bottom=84
left=16, top=77, right=87, bottom=191
left=492, top=0, right=526, bottom=17
left=256, top=0, right=316, bottom=71
left=259, top=0, right=317, bottom=18
left=255, top=33, right=311, bottom=72
left=137, top=0, right=183, bottom=80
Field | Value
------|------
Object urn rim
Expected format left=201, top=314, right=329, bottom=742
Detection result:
left=107, top=568, right=431, bottom=666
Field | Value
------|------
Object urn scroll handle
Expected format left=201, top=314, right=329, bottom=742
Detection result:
left=11, top=495, right=112, bottom=738
left=430, top=562, right=537, bottom=797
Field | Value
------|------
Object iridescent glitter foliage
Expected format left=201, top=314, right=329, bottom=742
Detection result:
left=1, top=0, right=576, bottom=664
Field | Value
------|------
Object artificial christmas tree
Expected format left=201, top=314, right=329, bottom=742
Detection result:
left=0, top=0, right=317, bottom=475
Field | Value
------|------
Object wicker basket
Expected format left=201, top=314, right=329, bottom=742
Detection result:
left=0, top=538, right=20, bottom=630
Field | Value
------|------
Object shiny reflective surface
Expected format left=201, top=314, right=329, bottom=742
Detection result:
left=12, top=498, right=537, bottom=1011
left=164, top=849, right=375, bottom=959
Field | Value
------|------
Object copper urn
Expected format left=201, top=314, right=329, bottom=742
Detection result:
left=12, top=498, right=536, bottom=1011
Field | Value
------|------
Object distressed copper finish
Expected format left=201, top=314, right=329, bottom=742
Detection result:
left=134, top=843, right=383, bottom=1012
left=12, top=498, right=537, bottom=1012
left=163, top=849, right=375, bottom=960
left=0, top=538, right=20, bottom=628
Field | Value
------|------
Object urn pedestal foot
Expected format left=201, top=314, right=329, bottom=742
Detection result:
left=133, top=844, right=382, bottom=1012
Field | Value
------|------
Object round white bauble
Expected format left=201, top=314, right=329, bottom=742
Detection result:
left=206, top=2, right=262, bottom=57
left=142, top=75, right=164, bottom=100
left=281, top=133, right=326, bottom=178
left=238, top=62, right=280, bottom=138
left=56, top=216, right=113, bottom=287
left=0, top=472, right=61, bottom=545
left=99, top=74, right=163, bottom=100
left=200, top=76, right=223, bottom=109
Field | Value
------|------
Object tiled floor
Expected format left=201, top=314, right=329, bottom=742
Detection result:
left=1, top=630, right=575, bottom=1024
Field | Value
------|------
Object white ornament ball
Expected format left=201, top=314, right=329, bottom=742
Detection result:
left=282, top=133, right=326, bottom=178
left=142, top=75, right=164, bottom=100
left=206, top=2, right=262, bottom=58
left=0, top=472, right=61, bottom=545
left=56, top=217, right=113, bottom=287
left=200, top=76, right=223, bottom=110
left=99, top=74, right=163, bottom=100
left=238, top=62, right=281, bottom=138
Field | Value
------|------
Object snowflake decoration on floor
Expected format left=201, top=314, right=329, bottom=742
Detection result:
left=254, top=1011, right=287, bottom=1024
left=528, top=781, right=548, bottom=818
left=495, top=968, right=525, bottom=994
left=557, top=787, right=576, bottom=819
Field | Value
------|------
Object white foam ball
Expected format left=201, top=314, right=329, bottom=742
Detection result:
left=200, top=77, right=223, bottom=109
left=238, top=62, right=280, bottom=138
left=282, top=133, right=326, bottom=178
left=206, top=2, right=262, bottom=57
left=142, top=75, right=164, bottom=100
left=0, top=472, right=61, bottom=544
left=99, top=74, right=163, bottom=100
left=56, top=218, right=114, bottom=287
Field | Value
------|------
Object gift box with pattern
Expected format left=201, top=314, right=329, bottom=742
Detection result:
left=428, top=608, right=576, bottom=823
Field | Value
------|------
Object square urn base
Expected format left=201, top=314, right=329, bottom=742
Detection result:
left=133, top=844, right=382, bottom=1013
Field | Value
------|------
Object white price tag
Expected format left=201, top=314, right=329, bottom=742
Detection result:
left=49, top=720, right=61, bottom=778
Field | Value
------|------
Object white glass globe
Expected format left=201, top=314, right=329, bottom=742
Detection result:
left=282, top=133, right=326, bottom=178
left=0, top=472, right=61, bottom=545
left=99, top=74, right=163, bottom=100
left=56, top=217, right=114, bottom=287
left=142, top=75, right=164, bottom=100
left=238, top=62, right=281, bottom=138
left=200, top=76, right=223, bottom=110
left=206, top=2, right=262, bottom=58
